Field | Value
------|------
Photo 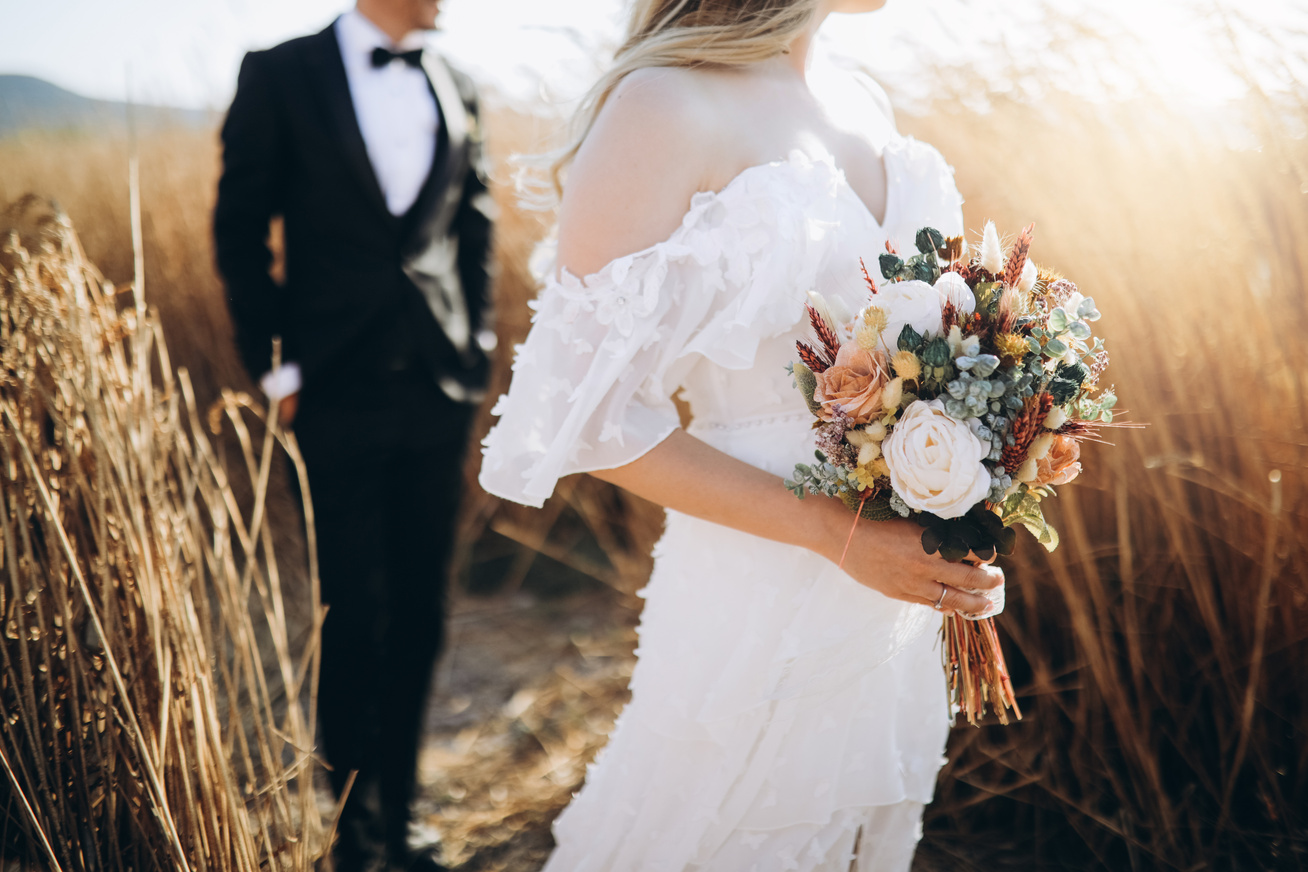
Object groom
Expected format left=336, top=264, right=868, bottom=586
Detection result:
left=214, top=0, right=495, bottom=869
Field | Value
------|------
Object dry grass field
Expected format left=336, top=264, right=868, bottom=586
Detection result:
left=2, top=54, right=1306, bottom=872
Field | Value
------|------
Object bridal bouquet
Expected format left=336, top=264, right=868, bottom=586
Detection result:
left=784, top=222, right=1118, bottom=726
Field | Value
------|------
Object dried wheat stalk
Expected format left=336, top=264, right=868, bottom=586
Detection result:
left=0, top=199, right=326, bottom=870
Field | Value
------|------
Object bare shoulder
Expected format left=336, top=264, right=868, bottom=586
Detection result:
left=557, top=67, right=726, bottom=278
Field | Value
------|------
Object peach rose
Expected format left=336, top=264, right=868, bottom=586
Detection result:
left=813, top=343, right=891, bottom=425
left=1033, top=434, right=1082, bottom=485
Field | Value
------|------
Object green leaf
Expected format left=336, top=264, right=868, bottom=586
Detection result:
left=1044, top=338, right=1069, bottom=357
left=939, top=540, right=970, bottom=563
left=1000, top=487, right=1061, bottom=553
left=996, top=527, right=1018, bottom=555
left=1037, top=521, right=1060, bottom=551
left=1025, top=336, right=1042, bottom=356
left=792, top=362, right=823, bottom=417
left=955, top=522, right=983, bottom=550
left=1048, top=307, right=1070, bottom=333
left=921, top=526, right=945, bottom=554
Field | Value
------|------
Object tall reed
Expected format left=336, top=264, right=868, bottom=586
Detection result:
left=0, top=198, right=326, bottom=869
left=909, top=91, right=1308, bottom=868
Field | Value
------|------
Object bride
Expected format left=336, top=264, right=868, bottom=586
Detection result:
left=480, top=0, right=1005, bottom=868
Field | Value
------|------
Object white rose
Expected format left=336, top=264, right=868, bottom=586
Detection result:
left=877, top=280, right=944, bottom=350
left=882, top=399, right=993, bottom=519
left=933, top=272, right=976, bottom=316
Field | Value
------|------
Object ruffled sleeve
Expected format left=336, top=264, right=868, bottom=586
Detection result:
left=883, top=135, right=965, bottom=248
left=479, top=153, right=843, bottom=507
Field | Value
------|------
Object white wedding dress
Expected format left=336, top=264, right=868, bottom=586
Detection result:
left=479, top=70, right=966, bottom=871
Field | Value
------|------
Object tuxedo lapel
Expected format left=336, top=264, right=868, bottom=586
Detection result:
left=422, top=53, right=466, bottom=163
left=405, top=52, right=467, bottom=235
left=304, top=23, right=394, bottom=225
left=401, top=51, right=475, bottom=356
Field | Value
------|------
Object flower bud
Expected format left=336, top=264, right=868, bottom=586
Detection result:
left=861, top=305, right=889, bottom=334
left=891, top=350, right=923, bottom=381
left=882, top=377, right=904, bottom=410
left=1018, top=258, right=1038, bottom=294
left=857, top=440, right=882, bottom=466
left=980, top=221, right=1004, bottom=275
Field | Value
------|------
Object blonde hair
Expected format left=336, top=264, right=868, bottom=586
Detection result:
left=528, top=0, right=820, bottom=204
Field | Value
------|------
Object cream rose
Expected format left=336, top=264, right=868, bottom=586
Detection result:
left=876, top=275, right=972, bottom=350
left=1032, top=433, right=1082, bottom=486
left=882, top=399, right=993, bottom=519
left=812, top=343, right=891, bottom=425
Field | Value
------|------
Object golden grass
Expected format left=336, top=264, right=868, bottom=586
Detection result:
left=0, top=75, right=1304, bottom=869
left=907, top=93, right=1308, bottom=867
left=0, top=199, right=326, bottom=866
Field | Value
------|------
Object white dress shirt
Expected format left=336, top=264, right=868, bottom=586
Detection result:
left=335, top=9, right=441, bottom=216
left=261, top=10, right=442, bottom=402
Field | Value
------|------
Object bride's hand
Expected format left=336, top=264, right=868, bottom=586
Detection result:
left=829, top=517, right=1004, bottom=617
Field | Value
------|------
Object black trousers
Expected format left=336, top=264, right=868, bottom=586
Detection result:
left=295, top=367, right=474, bottom=863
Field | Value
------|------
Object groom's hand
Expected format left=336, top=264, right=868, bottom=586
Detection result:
left=278, top=392, right=299, bottom=427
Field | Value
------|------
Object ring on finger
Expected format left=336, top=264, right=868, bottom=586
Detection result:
left=933, top=582, right=947, bottom=611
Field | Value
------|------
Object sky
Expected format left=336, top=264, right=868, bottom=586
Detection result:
left=0, top=0, right=1303, bottom=114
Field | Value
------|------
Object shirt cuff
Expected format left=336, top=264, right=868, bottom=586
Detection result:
left=259, top=362, right=302, bottom=401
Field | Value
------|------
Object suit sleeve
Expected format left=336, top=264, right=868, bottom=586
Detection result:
left=214, top=50, right=287, bottom=380
left=452, top=73, right=498, bottom=341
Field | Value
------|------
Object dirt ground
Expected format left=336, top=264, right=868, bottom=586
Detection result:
left=417, top=577, right=641, bottom=872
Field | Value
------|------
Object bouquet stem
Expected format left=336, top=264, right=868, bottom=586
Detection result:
left=942, top=613, right=1022, bottom=726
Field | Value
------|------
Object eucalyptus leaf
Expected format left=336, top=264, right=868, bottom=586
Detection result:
left=1044, top=338, right=1069, bottom=357
left=1048, top=307, right=1070, bottom=333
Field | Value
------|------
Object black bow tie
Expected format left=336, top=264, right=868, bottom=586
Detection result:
left=370, top=46, right=424, bottom=69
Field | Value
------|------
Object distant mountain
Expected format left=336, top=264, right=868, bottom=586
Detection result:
left=0, top=75, right=216, bottom=137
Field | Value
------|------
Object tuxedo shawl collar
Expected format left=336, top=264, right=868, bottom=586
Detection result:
left=301, top=22, right=466, bottom=233
left=300, top=23, right=475, bottom=357
left=302, top=24, right=395, bottom=225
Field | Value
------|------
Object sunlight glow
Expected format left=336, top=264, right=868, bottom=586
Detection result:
left=0, top=0, right=1304, bottom=112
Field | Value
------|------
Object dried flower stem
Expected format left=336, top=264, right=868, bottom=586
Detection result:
left=942, top=614, right=1022, bottom=727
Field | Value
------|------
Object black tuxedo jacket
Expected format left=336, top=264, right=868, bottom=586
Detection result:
left=214, top=22, right=495, bottom=403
